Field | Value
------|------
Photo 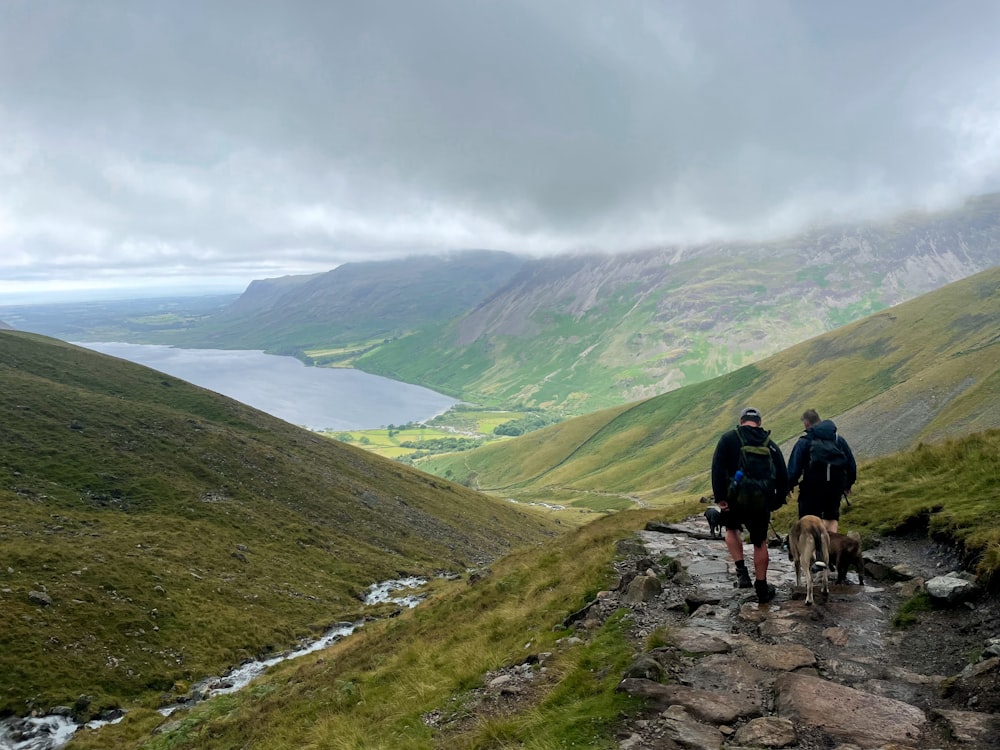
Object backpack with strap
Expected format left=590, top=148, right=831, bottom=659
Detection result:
left=807, top=432, right=849, bottom=485
left=730, top=428, right=777, bottom=511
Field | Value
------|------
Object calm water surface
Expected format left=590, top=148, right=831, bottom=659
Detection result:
left=77, top=342, right=457, bottom=431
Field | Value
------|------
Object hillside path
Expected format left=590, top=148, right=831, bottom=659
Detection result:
left=606, top=514, right=1000, bottom=750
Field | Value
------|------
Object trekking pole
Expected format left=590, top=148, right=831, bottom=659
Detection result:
left=842, top=491, right=851, bottom=507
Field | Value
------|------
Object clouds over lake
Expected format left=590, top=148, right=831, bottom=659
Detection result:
left=3, top=1, right=1000, bottom=298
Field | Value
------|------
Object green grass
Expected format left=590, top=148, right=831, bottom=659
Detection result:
left=837, top=430, right=1000, bottom=578
left=0, top=330, right=558, bottom=718
left=892, top=592, right=934, bottom=628
left=69, top=508, right=666, bottom=750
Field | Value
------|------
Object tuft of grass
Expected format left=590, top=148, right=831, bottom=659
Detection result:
left=892, top=592, right=933, bottom=629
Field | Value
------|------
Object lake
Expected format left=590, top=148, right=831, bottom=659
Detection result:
left=76, top=342, right=458, bottom=431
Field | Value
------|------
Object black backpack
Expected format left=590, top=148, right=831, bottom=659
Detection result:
left=808, top=432, right=849, bottom=484
left=731, top=428, right=776, bottom=510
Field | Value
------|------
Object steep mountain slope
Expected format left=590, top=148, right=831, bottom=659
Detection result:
left=0, top=330, right=557, bottom=715
left=168, top=249, right=526, bottom=356
left=418, top=265, right=1000, bottom=507
left=360, top=194, right=1000, bottom=412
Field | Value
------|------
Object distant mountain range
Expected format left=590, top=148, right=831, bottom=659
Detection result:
left=5, top=194, right=999, bottom=416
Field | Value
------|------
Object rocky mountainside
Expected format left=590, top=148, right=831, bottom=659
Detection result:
left=358, top=193, right=1000, bottom=412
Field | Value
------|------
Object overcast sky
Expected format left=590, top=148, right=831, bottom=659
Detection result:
left=2, top=1, right=1000, bottom=302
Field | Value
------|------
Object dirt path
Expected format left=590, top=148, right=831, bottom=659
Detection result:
left=607, top=514, right=1000, bottom=749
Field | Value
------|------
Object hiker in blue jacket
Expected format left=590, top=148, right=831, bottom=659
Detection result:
left=787, top=409, right=857, bottom=534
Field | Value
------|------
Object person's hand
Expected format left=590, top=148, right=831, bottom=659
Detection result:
left=844, top=487, right=852, bottom=496
left=718, top=500, right=728, bottom=511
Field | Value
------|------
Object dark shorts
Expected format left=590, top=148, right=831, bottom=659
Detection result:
left=719, top=502, right=769, bottom=547
left=797, top=486, right=841, bottom=521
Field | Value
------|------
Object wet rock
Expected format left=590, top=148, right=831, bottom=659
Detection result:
left=925, top=573, right=978, bottom=605
left=732, top=715, right=797, bottom=747
left=774, top=672, right=925, bottom=747
left=930, top=708, right=1000, bottom=746
left=684, top=589, right=724, bottom=613
left=942, top=656, right=1000, bottom=713
left=823, top=626, right=850, bottom=646
left=659, top=705, right=723, bottom=750
left=665, top=626, right=733, bottom=655
left=617, top=678, right=759, bottom=724
left=682, top=653, right=771, bottom=712
left=739, top=641, right=816, bottom=671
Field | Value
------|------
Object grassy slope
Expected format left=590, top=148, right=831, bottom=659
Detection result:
left=74, top=428, right=1000, bottom=750
left=0, top=331, right=558, bottom=715
left=417, top=265, right=1000, bottom=508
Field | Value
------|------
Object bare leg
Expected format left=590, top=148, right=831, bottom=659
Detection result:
left=825, top=519, right=839, bottom=534
left=752, top=542, right=770, bottom=581
left=725, top=527, right=744, bottom=562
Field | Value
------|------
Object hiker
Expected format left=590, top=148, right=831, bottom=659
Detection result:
left=787, top=409, right=857, bottom=534
left=711, top=406, right=789, bottom=604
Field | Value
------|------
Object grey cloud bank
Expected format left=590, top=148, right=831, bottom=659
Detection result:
left=2, top=1, right=1000, bottom=301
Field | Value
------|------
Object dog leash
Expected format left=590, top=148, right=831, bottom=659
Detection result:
left=768, top=519, right=785, bottom=548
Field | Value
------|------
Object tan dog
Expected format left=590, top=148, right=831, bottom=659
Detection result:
left=829, top=531, right=864, bottom=585
left=788, top=515, right=830, bottom=605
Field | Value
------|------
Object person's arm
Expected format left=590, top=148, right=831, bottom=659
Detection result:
left=711, top=433, right=732, bottom=505
left=787, top=437, right=806, bottom=488
left=770, top=441, right=789, bottom=499
left=840, top=436, right=857, bottom=489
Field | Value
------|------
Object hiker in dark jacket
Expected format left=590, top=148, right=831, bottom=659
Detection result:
left=787, top=409, right=857, bottom=534
left=711, top=406, right=789, bottom=604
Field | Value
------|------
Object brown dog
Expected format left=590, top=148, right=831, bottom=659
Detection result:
left=828, top=531, right=864, bottom=585
left=788, top=515, right=830, bottom=605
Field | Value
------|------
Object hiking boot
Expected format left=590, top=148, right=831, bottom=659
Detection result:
left=755, top=580, right=776, bottom=604
left=735, top=567, right=753, bottom=589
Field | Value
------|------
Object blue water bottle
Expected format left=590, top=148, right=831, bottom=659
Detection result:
left=728, top=469, right=743, bottom=501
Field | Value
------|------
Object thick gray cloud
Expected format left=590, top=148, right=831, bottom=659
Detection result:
left=2, top=1, right=999, bottom=300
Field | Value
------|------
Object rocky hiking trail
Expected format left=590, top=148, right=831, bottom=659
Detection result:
left=599, top=514, right=1000, bottom=750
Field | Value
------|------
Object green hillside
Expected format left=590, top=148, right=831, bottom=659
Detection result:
left=69, top=429, right=1000, bottom=749
left=357, top=197, right=1000, bottom=413
left=417, top=265, right=1000, bottom=508
left=0, top=331, right=557, bottom=716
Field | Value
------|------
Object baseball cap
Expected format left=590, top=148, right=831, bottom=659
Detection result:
left=739, top=407, right=762, bottom=424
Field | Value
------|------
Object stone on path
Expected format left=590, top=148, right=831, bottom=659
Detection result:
left=617, top=678, right=759, bottom=724
left=930, top=708, right=1000, bottom=746
left=774, top=672, right=925, bottom=748
left=659, top=705, right=723, bottom=750
left=733, top=715, right=797, bottom=748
